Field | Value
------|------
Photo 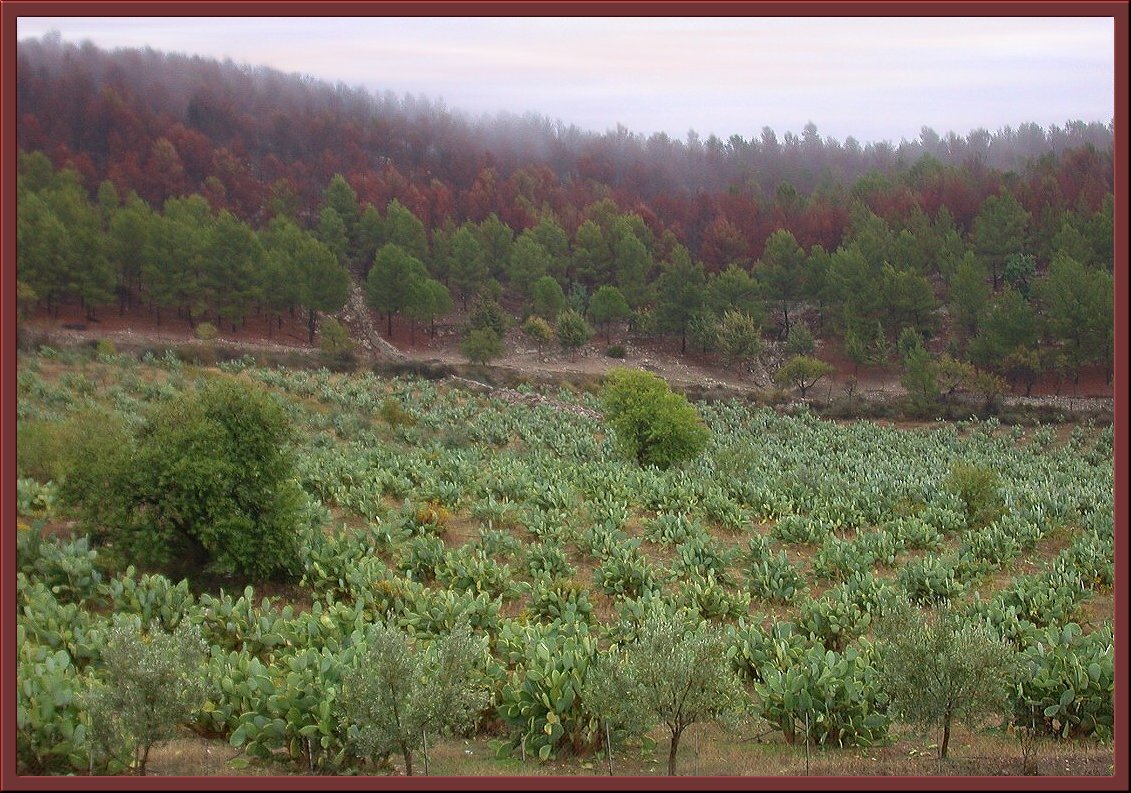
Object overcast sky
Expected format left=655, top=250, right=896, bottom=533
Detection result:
left=15, top=14, right=1116, bottom=146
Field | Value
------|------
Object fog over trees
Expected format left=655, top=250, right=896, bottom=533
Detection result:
left=16, top=35, right=1115, bottom=398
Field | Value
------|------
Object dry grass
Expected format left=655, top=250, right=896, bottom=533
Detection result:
left=143, top=721, right=1115, bottom=779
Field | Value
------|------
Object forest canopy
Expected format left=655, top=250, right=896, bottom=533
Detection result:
left=15, top=35, right=1116, bottom=395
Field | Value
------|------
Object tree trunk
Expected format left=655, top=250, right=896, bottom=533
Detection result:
left=402, top=745, right=413, bottom=777
left=605, top=721, right=613, bottom=776
left=308, top=308, right=317, bottom=344
left=387, top=311, right=394, bottom=338
left=138, top=742, right=151, bottom=776
left=941, top=712, right=952, bottom=759
left=668, top=728, right=682, bottom=776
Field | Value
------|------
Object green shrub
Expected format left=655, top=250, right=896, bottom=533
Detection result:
left=16, top=420, right=68, bottom=483
left=95, top=339, right=117, bottom=359
left=379, top=396, right=417, bottom=427
left=754, top=640, right=890, bottom=747
left=521, top=315, right=554, bottom=351
left=605, top=344, right=626, bottom=358
left=555, top=309, right=593, bottom=359
left=944, top=462, right=1006, bottom=530
left=318, top=316, right=353, bottom=355
left=495, top=622, right=602, bottom=761
left=461, top=328, right=505, bottom=365
left=15, top=639, right=90, bottom=774
left=747, top=551, right=806, bottom=603
left=97, top=378, right=314, bottom=580
left=601, top=368, right=710, bottom=469
left=1012, top=623, right=1113, bottom=740
left=56, top=407, right=134, bottom=537
left=469, top=299, right=512, bottom=337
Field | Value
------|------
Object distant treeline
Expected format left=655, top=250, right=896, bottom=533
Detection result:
left=15, top=35, right=1115, bottom=395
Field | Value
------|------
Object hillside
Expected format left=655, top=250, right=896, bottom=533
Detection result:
left=13, top=348, right=1116, bottom=777
left=14, top=35, right=1117, bottom=420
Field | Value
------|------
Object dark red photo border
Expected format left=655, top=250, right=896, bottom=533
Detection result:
left=1, top=1, right=1126, bottom=790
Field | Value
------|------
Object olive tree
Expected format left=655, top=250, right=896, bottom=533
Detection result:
left=876, top=603, right=1020, bottom=763
left=587, top=610, right=747, bottom=775
left=83, top=617, right=208, bottom=775
left=338, top=621, right=491, bottom=776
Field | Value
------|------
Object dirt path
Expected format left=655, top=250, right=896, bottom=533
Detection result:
left=20, top=298, right=1114, bottom=421
left=337, top=280, right=406, bottom=360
